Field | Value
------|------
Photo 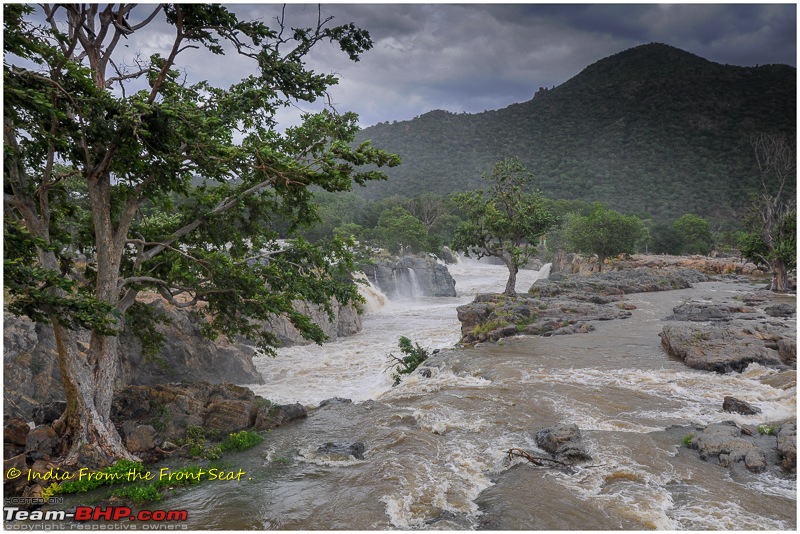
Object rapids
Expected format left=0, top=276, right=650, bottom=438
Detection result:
left=141, top=259, right=800, bottom=528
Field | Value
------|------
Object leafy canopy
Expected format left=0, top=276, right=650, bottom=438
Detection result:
left=565, top=204, right=645, bottom=270
left=452, top=158, right=552, bottom=295
left=3, top=4, right=400, bottom=353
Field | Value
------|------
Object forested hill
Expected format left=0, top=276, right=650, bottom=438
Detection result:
left=354, top=43, right=795, bottom=224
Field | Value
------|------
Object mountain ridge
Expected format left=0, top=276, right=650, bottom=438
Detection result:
left=354, top=42, right=795, bottom=224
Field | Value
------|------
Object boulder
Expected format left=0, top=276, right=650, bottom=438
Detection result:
left=316, top=442, right=366, bottom=460
left=365, top=255, right=456, bottom=299
left=660, top=324, right=785, bottom=373
left=24, top=425, right=59, bottom=459
left=535, top=423, right=592, bottom=463
left=686, top=421, right=784, bottom=474
left=722, top=396, right=761, bottom=415
left=765, top=304, right=795, bottom=318
left=254, top=402, right=307, bottom=430
left=203, top=400, right=256, bottom=433
left=777, top=423, right=797, bottom=473
left=121, top=421, right=158, bottom=453
left=4, top=418, right=31, bottom=446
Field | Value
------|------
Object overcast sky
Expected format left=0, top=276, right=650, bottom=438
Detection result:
left=37, top=3, right=798, bottom=129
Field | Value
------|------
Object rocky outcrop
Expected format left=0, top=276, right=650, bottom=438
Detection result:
left=365, top=255, right=456, bottom=298
left=456, top=268, right=708, bottom=344
left=264, top=298, right=362, bottom=347
left=553, top=253, right=764, bottom=277
left=660, top=323, right=788, bottom=373
left=111, top=382, right=306, bottom=450
left=685, top=420, right=795, bottom=475
left=660, top=290, right=796, bottom=374
left=4, top=306, right=264, bottom=421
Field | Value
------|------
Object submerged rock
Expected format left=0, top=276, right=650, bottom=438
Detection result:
left=723, top=396, right=761, bottom=415
left=535, top=423, right=593, bottom=464
left=316, top=442, right=366, bottom=460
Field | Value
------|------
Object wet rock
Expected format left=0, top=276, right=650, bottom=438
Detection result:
left=667, top=302, right=757, bottom=322
left=535, top=423, right=592, bottom=463
left=660, top=324, right=784, bottom=373
left=365, top=255, right=456, bottom=298
left=316, top=442, right=365, bottom=460
left=777, top=423, right=796, bottom=473
left=765, top=303, right=795, bottom=318
left=744, top=448, right=768, bottom=472
left=318, top=397, right=352, bottom=408
left=778, top=339, right=796, bottom=366
left=688, top=421, right=783, bottom=474
left=723, top=396, right=761, bottom=415
left=254, top=402, right=307, bottom=430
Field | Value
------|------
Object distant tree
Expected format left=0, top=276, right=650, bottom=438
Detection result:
left=376, top=207, right=430, bottom=255
left=650, top=223, right=685, bottom=255
left=407, top=193, right=449, bottom=231
left=741, top=133, right=796, bottom=291
left=672, top=214, right=713, bottom=255
left=452, top=158, right=553, bottom=296
left=565, top=204, right=645, bottom=271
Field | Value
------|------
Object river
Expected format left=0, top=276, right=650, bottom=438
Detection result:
left=165, top=259, right=796, bottom=529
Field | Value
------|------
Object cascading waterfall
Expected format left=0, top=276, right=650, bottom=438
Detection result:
left=407, top=267, right=422, bottom=298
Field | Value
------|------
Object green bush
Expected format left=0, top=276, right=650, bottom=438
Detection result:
left=388, top=336, right=429, bottom=386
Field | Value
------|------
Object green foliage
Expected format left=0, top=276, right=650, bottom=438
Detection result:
left=220, top=430, right=264, bottom=452
left=650, top=223, right=685, bottom=255
left=388, top=336, right=430, bottom=386
left=376, top=207, right=431, bottom=254
left=682, top=433, right=695, bottom=446
left=354, top=44, right=795, bottom=226
left=452, top=158, right=553, bottom=295
left=55, top=460, right=145, bottom=494
left=757, top=424, right=778, bottom=436
left=673, top=214, right=713, bottom=255
left=4, top=4, right=399, bottom=354
left=565, top=204, right=645, bottom=270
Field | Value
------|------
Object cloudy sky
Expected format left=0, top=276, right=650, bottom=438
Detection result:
left=40, top=3, right=798, bottom=129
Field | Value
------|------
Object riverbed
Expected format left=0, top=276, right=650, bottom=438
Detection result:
left=172, top=261, right=797, bottom=529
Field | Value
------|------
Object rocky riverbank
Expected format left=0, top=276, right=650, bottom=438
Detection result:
left=456, top=268, right=710, bottom=344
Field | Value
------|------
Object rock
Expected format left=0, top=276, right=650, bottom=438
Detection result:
left=121, top=421, right=158, bottom=453
left=265, top=298, right=362, bottom=347
left=24, top=425, right=59, bottom=458
left=722, top=396, right=761, bottom=415
left=203, top=400, right=256, bottom=433
left=667, top=302, right=758, bottom=322
left=777, top=423, right=796, bottom=473
left=365, top=255, right=456, bottom=298
left=33, top=401, right=67, bottom=426
left=760, top=370, right=796, bottom=390
left=254, top=402, right=307, bottom=430
left=744, top=447, right=768, bottom=472
left=778, top=339, right=796, bottom=366
left=535, top=423, right=592, bottom=463
left=660, top=324, right=785, bottom=373
left=316, top=442, right=366, bottom=460
left=4, top=454, right=29, bottom=494
left=765, top=303, right=795, bottom=318
left=318, top=397, right=353, bottom=408
left=4, top=418, right=31, bottom=446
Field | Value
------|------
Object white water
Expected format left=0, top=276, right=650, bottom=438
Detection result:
left=247, top=258, right=550, bottom=406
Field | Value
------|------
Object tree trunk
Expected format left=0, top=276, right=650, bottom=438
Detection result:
left=51, top=321, right=138, bottom=468
left=596, top=254, right=606, bottom=273
left=771, top=258, right=789, bottom=292
left=503, top=261, right=518, bottom=297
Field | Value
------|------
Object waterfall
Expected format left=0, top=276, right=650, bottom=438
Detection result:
left=357, top=274, right=388, bottom=313
left=407, top=268, right=422, bottom=298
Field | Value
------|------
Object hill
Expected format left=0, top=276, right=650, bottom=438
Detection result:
left=354, top=43, right=795, bottom=224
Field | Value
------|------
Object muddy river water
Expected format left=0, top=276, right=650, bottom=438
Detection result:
left=48, top=260, right=796, bottom=529
left=156, top=260, right=794, bottom=530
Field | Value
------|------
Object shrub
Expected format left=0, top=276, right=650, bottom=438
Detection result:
left=388, top=336, right=429, bottom=386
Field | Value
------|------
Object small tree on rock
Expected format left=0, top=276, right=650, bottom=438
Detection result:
left=452, top=158, right=553, bottom=296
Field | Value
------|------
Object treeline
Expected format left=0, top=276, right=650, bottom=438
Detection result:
left=291, top=189, right=757, bottom=261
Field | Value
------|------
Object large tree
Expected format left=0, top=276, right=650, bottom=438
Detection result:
left=565, top=204, right=644, bottom=272
left=741, top=133, right=796, bottom=291
left=3, top=4, right=398, bottom=466
left=452, top=158, right=553, bottom=296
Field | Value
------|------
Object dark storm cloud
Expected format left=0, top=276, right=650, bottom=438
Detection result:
left=21, top=4, right=796, bottom=129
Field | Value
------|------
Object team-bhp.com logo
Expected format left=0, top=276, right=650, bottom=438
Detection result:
left=5, top=506, right=188, bottom=529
